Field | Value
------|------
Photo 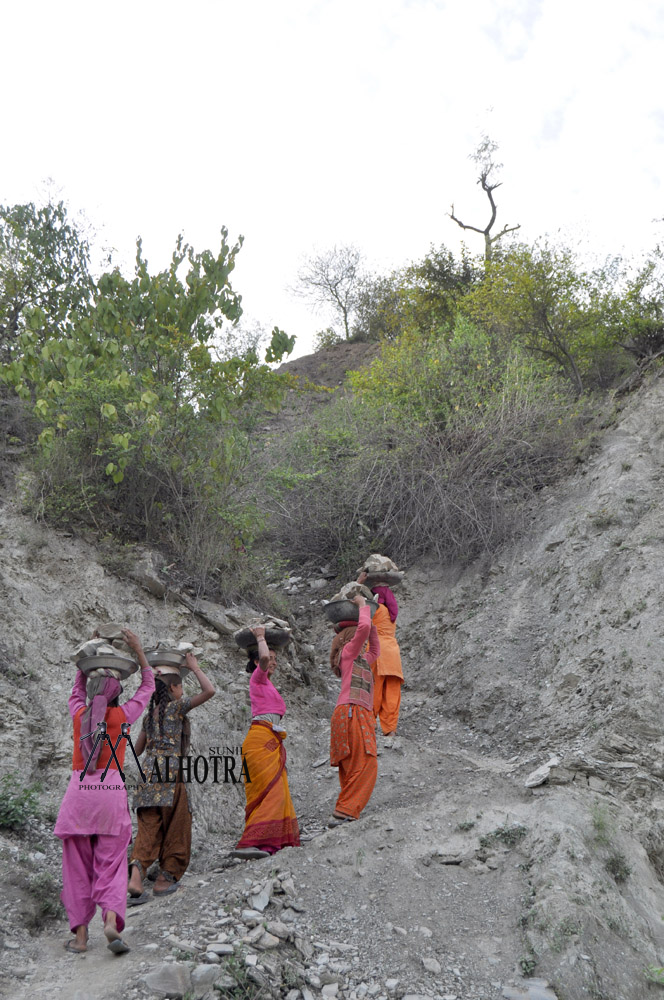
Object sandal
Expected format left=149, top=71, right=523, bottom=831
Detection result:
left=153, top=869, right=179, bottom=896
left=64, top=927, right=88, bottom=953
left=328, top=814, right=355, bottom=828
left=64, top=939, right=87, bottom=954
left=127, top=892, right=150, bottom=906
left=231, top=847, right=271, bottom=860
left=127, top=860, right=145, bottom=899
left=106, top=936, right=131, bottom=954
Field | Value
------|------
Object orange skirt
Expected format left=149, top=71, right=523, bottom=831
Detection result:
left=236, top=721, right=300, bottom=851
left=330, top=704, right=377, bottom=820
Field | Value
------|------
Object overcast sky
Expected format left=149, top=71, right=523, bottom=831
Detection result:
left=2, top=0, right=663, bottom=357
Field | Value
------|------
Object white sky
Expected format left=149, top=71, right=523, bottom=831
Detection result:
left=2, top=0, right=663, bottom=358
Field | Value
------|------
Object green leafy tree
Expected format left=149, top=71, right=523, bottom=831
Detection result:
left=0, top=201, right=94, bottom=364
left=352, top=247, right=479, bottom=344
left=1, top=225, right=295, bottom=596
left=463, top=242, right=621, bottom=394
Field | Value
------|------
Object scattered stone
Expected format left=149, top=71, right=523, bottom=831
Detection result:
left=294, top=936, right=314, bottom=959
left=286, top=991, right=301, bottom=1000
left=206, top=943, right=234, bottom=956
left=250, top=883, right=272, bottom=912
left=422, top=957, right=441, bottom=974
left=524, top=757, right=561, bottom=788
left=256, top=932, right=281, bottom=949
left=502, top=980, right=559, bottom=1000
left=322, top=986, right=339, bottom=998
left=202, top=952, right=221, bottom=964
left=140, top=962, right=191, bottom=999
left=241, top=909, right=263, bottom=926
left=385, top=979, right=400, bottom=992
left=191, top=964, right=222, bottom=993
left=245, top=954, right=258, bottom=967
left=302, top=989, right=316, bottom=1000
left=266, top=920, right=291, bottom=939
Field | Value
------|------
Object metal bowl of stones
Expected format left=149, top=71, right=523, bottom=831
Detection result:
left=233, top=627, right=292, bottom=651
left=77, top=654, right=138, bottom=679
left=363, top=571, right=404, bottom=588
left=323, top=600, right=379, bottom=625
left=145, top=649, right=192, bottom=678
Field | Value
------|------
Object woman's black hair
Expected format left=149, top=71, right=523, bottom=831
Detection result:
left=146, top=677, right=177, bottom=737
left=245, top=650, right=259, bottom=674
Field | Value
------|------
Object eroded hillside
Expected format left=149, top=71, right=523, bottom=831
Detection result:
left=0, top=372, right=664, bottom=1000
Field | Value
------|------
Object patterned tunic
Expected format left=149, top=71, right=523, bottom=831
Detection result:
left=133, top=696, right=192, bottom=810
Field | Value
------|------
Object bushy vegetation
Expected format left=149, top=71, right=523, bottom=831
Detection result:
left=0, top=774, right=40, bottom=831
left=263, top=320, right=583, bottom=575
left=1, top=199, right=662, bottom=599
left=0, top=202, right=295, bottom=600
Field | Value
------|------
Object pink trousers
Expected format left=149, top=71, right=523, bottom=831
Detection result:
left=60, top=831, right=131, bottom=933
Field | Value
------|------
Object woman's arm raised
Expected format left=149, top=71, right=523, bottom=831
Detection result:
left=187, top=652, right=216, bottom=710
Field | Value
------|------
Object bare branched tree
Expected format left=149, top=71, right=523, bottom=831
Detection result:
left=295, top=244, right=364, bottom=340
left=449, top=135, right=520, bottom=264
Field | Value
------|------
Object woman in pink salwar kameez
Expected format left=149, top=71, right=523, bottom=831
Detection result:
left=54, top=628, right=154, bottom=955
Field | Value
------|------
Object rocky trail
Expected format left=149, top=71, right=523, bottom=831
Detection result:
left=3, top=702, right=540, bottom=1000
left=2, top=371, right=664, bottom=1000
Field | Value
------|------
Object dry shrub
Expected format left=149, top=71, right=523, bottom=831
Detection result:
left=264, top=378, right=577, bottom=574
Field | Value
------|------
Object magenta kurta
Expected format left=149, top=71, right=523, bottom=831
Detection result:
left=54, top=668, right=154, bottom=932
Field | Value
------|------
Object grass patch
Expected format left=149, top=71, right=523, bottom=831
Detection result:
left=644, top=965, right=664, bottom=986
left=590, top=803, right=613, bottom=846
left=479, top=822, right=528, bottom=849
left=0, top=774, right=40, bottom=831
left=605, top=851, right=632, bottom=884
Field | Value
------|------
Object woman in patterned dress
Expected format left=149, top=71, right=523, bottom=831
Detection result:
left=127, top=653, right=214, bottom=898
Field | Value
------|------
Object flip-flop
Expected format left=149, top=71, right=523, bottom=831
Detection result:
left=153, top=881, right=179, bottom=896
left=127, top=892, right=150, bottom=906
left=328, top=815, right=354, bottom=828
left=231, top=847, right=271, bottom=860
left=64, top=940, right=87, bottom=953
left=106, top=937, right=131, bottom=954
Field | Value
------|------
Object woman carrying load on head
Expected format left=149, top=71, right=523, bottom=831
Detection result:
left=127, top=653, right=215, bottom=899
left=232, top=625, right=301, bottom=861
left=357, top=570, right=403, bottom=743
left=329, top=593, right=381, bottom=826
left=54, top=628, right=155, bottom=956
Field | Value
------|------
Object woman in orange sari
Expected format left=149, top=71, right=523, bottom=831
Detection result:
left=232, top=626, right=300, bottom=860
left=358, top=571, right=403, bottom=741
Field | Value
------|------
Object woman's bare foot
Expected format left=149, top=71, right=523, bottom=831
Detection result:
left=103, top=911, right=119, bottom=943
left=64, top=925, right=88, bottom=952
left=104, top=911, right=130, bottom=954
left=127, top=863, right=144, bottom=896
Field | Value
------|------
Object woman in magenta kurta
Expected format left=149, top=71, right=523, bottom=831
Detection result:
left=329, top=595, right=380, bottom=824
left=54, top=628, right=154, bottom=955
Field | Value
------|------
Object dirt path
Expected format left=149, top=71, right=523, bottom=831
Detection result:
left=6, top=689, right=537, bottom=1000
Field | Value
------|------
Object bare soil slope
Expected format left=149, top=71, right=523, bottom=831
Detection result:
left=1, top=372, right=664, bottom=1000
